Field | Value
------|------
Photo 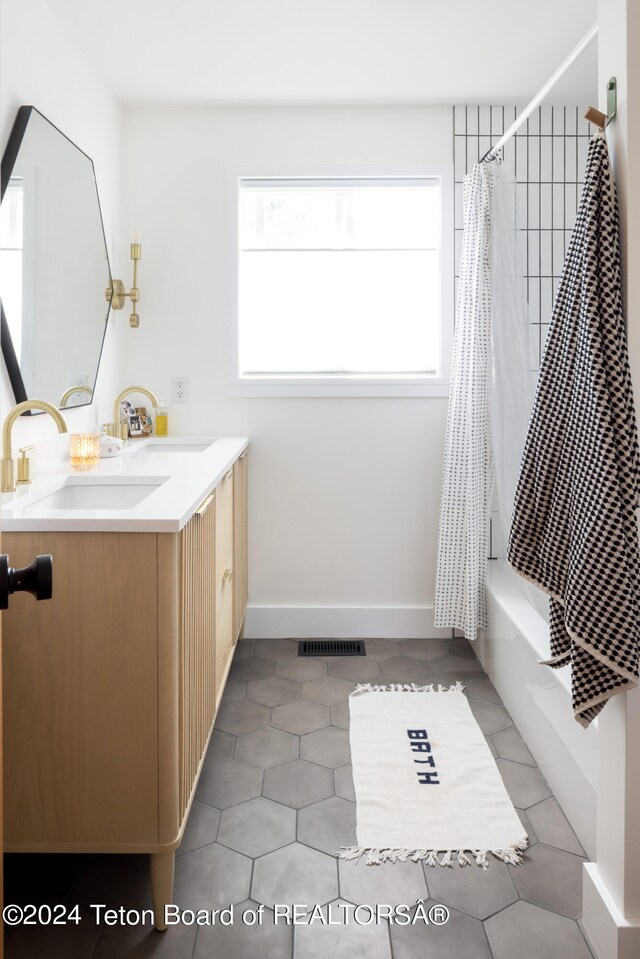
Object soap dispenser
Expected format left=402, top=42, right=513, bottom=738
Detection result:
left=155, top=399, right=168, bottom=437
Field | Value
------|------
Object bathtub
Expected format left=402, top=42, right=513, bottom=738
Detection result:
left=474, top=561, right=597, bottom=858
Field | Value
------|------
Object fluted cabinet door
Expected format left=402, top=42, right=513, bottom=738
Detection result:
left=215, top=468, right=235, bottom=706
left=233, top=449, right=248, bottom=641
left=176, top=491, right=216, bottom=829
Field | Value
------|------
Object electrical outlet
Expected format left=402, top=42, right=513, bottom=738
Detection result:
left=171, top=376, right=189, bottom=403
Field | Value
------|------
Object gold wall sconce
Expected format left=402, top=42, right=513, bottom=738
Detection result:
left=106, top=228, right=142, bottom=327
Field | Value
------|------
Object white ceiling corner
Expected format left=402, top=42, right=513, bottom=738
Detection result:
left=45, top=0, right=598, bottom=106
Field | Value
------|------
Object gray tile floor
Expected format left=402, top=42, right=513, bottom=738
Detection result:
left=4, top=637, right=595, bottom=958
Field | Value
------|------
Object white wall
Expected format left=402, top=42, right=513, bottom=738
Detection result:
left=582, top=4, right=640, bottom=958
left=123, top=106, right=452, bottom=636
left=0, top=0, right=124, bottom=446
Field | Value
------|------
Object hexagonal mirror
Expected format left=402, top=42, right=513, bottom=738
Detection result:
left=0, top=105, right=113, bottom=411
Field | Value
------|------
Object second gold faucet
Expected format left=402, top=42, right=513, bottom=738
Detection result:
left=112, top=386, right=159, bottom=441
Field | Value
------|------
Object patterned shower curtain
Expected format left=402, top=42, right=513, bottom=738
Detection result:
left=434, top=163, right=494, bottom=640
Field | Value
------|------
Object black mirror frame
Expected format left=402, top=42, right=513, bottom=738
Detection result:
left=0, top=105, right=114, bottom=411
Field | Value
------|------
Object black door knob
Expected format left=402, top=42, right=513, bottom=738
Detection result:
left=0, top=554, right=53, bottom=609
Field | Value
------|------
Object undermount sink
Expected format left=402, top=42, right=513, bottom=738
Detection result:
left=136, top=442, right=214, bottom=454
left=23, top=476, right=168, bottom=511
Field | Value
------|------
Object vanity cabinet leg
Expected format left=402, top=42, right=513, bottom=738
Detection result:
left=151, top=851, right=175, bottom=931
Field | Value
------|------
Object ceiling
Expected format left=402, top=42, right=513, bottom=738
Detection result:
left=46, top=0, right=598, bottom=106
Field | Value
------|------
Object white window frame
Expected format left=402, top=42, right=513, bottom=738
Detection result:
left=225, top=163, right=453, bottom=398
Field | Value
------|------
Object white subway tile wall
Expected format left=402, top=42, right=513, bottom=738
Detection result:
left=453, top=105, right=594, bottom=559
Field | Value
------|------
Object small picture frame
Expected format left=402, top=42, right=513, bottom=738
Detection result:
left=136, top=407, right=153, bottom=437
left=120, top=398, right=136, bottom=419
left=128, top=414, right=143, bottom=436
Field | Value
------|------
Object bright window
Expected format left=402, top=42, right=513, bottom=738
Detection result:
left=0, top=176, right=24, bottom=361
left=234, top=175, right=449, bottom=394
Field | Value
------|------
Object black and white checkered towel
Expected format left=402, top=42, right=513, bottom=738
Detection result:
left=508, top=132, right=640, bottom=728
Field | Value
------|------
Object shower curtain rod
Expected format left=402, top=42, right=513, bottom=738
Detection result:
left=482, top=22, right=599, bottom=161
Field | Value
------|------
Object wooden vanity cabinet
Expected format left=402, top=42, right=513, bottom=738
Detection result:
left=233, top=448, right=249, bottom=640
left=2, top=450, right=248, bottom=927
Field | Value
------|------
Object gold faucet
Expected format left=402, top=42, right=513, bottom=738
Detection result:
left=2, top=400, right=69, bottom=492
left=59, top=385, right=93, bottom=408
left=112, top=386, right=159, bottom=440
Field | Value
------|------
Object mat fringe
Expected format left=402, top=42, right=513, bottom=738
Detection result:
left=337, top=839, right=528, bottom=869
left=353, top=682, right=465, bottom=693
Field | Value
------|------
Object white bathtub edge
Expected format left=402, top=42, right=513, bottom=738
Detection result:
left=478, top=561, right=597, bottom=859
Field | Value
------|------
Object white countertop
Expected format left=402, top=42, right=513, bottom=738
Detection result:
left=0, top=435, right=249, bottom=533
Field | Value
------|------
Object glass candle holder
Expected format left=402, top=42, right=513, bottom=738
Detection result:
left=69, top=433, right=100, bottom=471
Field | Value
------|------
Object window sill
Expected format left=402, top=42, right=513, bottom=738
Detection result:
left=225, top=376, right=450, bottom=398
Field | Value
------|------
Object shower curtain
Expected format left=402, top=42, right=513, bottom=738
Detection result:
left=434, top=164, right=494, bottom=640
left=435, top=162, right=534, bottom=640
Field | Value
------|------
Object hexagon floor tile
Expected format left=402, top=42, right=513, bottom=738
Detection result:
left=234, top=727, right=299, bottom=769
left=525, top=797, right=585, bottom=856
left=203, top=729, right=236, bottom=767
left=302, top=676, right=356, bottom=706
left=463, top=675, right=502, bottom=704
left=176, top=800, right=221, bottom=856
left=390, top=901, right=493, bottom=959
left=276, top=656, right=328, bottom=683
left=376, top=656, right=433, bottom=683
left=469, top=699, right=513, bottom=736
left=298, top=796, right=357, bottom=854
left=485, top=900, right=592, bottom=959
left=194, top=902, right=293, bottom=959
left=4, top=635, right=594, bottom=959
left=330, top=702, right=350, bottom=729
left=427, top=652, right=486, bottom=674
left=252, top=843, right=338, bottom=908
left=517, top=808, right=538, bottom=846
left=294, top=900, right=392, bottom=959
left=253, top=638, right=300, bottom=661
left=173, top=842, right=252, bottom=911
left=426, top=858, right=518, bottom=920
left=220, top=678, right=247, bottom=705
left=468, top=699, right=513, bottom=735
left=495, top=758, right=553, bottom=809
left=339, top=857, right=427, bottom=906
left=492, top=725, right=536, bottom=766
left=218, top=797, right=296, bottom=857
left=215, top=699, right=271, bottom=736
left=334, top=764, right=356, bottom=802
left=398, top=639, right=450, bottom=661
left=91, top=914, right=196, bottom=958
left=327, top=657, right=381, bottom=683
left=229, top=657, right=277, bottom=684
left=196, top=758, right=263, bottom=809
left=508, top=843, right=586, bottom=919
left=445, top=636, right=477, bottom=658
left=246, top=675, right=301, bottom=707
left=233, top=639, right=256, bottom=660
left=272, top=699, right=331, bottom=735
left=263, top=759, right=335, bottom=809
left=358, top=638, right=400, bottom=660
left=300, top=726, right=351, bottom=768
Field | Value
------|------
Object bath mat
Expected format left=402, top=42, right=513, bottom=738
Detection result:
left=340, top=683, right=527, bottom=867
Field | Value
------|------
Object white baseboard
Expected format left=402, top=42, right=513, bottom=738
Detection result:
left=243, top=605, right=450, bottom=640
left=582, top=863, right=640, bottom=959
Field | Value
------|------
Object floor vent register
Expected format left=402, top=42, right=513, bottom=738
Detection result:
left=298, top=640, right=366, bottom=657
